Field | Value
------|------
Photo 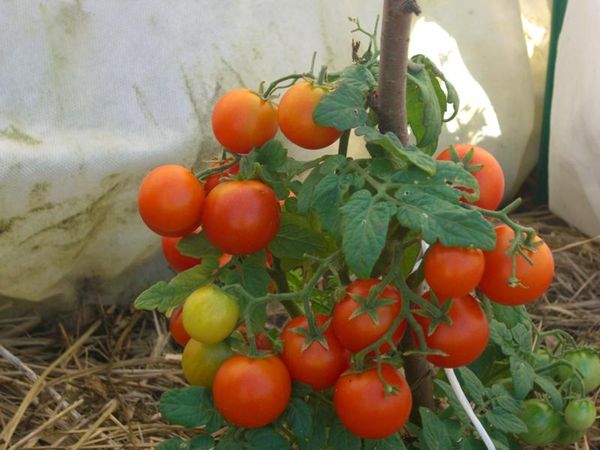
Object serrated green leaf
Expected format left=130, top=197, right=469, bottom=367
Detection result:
left=533, top=374, right=564, bottom=410
left=160, top=387, right=206, bottom=428
left=328, top=418, right=362, bottom=450
left=269, top=212, right=328, bottom=259
left=177, top=232, right=221, bottom=258
left=460, top=436, right=487, bottom=450
left=298, top=167, right=326, bottom=213
left=340, top=190, right=394, bottom=278
left=490, top=303, right=531, bottom=330
left=157, top=438, right=190, bottom=450
left=285, top=397, right=313, bottom=440
left=457, top=367, right=486, bottom=408
left=412, top=55, right=459, bottom=124
left=368, top=158, right=398, bottom=180
left=509, top=356, right=535, bottom=399
left=312, top=174, right=342, bottom=231
left=189, top=435, right=216, bottom=450
left=339, top=64, right=377, bottom=93
left=407, top=63, right=442, bottom=152
left=484, top=409, right=527, bottom=434
left=420, top=407, right=453, bottom=450
left=434, top=380, right=470, bottom=423
left=245, top=427, right=290, bottom=450
left=364, top=434, right=407, bottom=450
left=313, top=83, right=368, bottom=130
left=239, top=252, right=271, bottom=297
left=511, top=323, right=532, bottom=353
left=356, top=126, right=436, bottom=175
left=299, top=401, right=331, bottom=450
left=489, top=320, right=516, bottom=356
left=487, top=384, right=521, bottom=414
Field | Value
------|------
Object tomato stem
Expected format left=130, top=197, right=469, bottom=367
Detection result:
left=194, top=153, right=241, bottom=180
left=261, top=73, right=312, bottom=99
left=337, top=129, right=350, bottom=157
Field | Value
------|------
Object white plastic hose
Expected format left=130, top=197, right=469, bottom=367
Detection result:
left=444, top=368, right=496, bottom=450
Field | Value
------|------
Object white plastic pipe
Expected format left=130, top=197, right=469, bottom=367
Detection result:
left=444, top=368, right=496, bottom=450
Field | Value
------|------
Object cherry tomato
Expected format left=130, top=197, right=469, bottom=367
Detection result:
left=414, top=293, right=489, bottom=368
left=564, top=398, right=597, bottom=431
left=554, top=421, right=586, bottom=445
left=281, top=314, right=349, bottom=390
left=204, top=160, right=240, bottom=194
left=211, top=89, right=278, bottom=154
left=478, top=225, right=555, bottom=306
left=169, top=306, right=190, bottom=346
left=161, top=236, right=201, bottom=272
left=181, top=339, right=232, bottom=387
left=558, top=349, right=600, bottom=393
left=213, top=354, right=291, bottom=428
left=138, top=165, right=205, bottom=236
left=436, top=144, right=505, bottom=210
left=237, top=324, right=272, bottom=351
left=334, top=364, right=412, bottom=439
left=424, top=243, right=485, bottom=300
left=517, top=399, right=561, bottom=446
left=332, top=279, right=406, bottom=353
left=277, top=81, right=342, bottom=150
left=182, top=285, right=239, bottom=344
left=202, top=180, right=280, bottom=255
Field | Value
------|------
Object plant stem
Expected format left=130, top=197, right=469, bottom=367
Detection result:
left=338, top=130, right=350, bottom=157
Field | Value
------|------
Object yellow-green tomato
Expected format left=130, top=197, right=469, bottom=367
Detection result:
left=182, top=339, right=232, bottom=387
left=182, top=285, right=239, bottom=344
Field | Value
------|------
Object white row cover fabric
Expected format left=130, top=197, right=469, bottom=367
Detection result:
left=0, top=0, right=548, bottom=310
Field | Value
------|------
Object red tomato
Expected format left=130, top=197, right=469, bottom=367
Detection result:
left=414, top=294, right=489, bottom=368
left=211, top=89, right=278, bottom=154
left=436, top=144, right=505, bottom=210
left=169, top=306, right=190, bottom=346
left=138, top=165, right=205, bottom=236
left=478, top=225, right=555, bottom=305
left=202, top=180, right=280, bottom=255
left=424, top=243, right=485, bottom=300
left=237, top=324, right=272, bottom=351
left=161, top=236, right=201, bottom=272
left=334, top=365, right=412, bottom=439
left=204, top=160, right=240, bottom=194
left=213, top=354, right=291, bottom=428
left=277, top=81, right=342, bottom=150
left=332, top=279, right=406, bottom=353
left=281, top=314, right=350, bottom=390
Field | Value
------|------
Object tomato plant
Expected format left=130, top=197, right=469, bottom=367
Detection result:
left=211, top=89, right=278, bottom=154
left=202, top=180, right=281, bottom=255
left=213, top=354, right=291, bottom=428
left=334, top=365, right=412, bottom=439
left=168, top=306, right=190, bottom=346
left=182, top=339, right=232, bottom=387
left=138, top=165, right=205, bottom=237
left=517, top=399, right=561, bottom=446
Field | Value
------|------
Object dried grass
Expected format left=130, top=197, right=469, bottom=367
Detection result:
left=0, top=208, right=598, bottom=449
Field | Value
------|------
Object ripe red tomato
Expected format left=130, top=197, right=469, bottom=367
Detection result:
left=278, top=81, right=342, bottom=150
left=202, top=180, right=280, bottom=255
left=211, top=89, right=278, bottom=154
left=424, top=243, right=485, bottom=300
left=334, top=364, right=412, bottom=439
left=237, top=324, right=272, bottom=351
left=478, top=225, right=555, bottom=305
left=332, top=279, right=406, bottom=353
left=204, top=160, right=240, bottom=194
left=281, top=314, right=349, bottom=390
left=414, top=294, right=489, bottom=368
left=436, top=144, right=505, bottom=210
left=213, top=354, right=291, bottom=428
left=138, top=165, right=205, bottom=236
left=169, top=306, right=190, bottom=346
left=161, top=236, right=201, bottom=272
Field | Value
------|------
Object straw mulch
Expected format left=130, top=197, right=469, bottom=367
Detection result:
left=0, top=208, right=598, bottom=450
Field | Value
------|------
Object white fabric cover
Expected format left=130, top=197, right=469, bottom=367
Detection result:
left=0, top=0, right=548, bottom=309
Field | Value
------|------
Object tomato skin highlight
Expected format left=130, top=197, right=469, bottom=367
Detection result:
left=332, top=279, right=405, bottom=353
left=478, top=225, right=555, bottom=306
left=414, top=294, right=489, bottom=368
left=169, top=306, right=190, bottom=346
left=161, top=236, right=201, bottom=272
left=182, top=285, right=239, bottom=344
left=281, top=314, right=350, bottom=390
left=517, top=399, right=561, bottom=446
left=181, top=339, right=232, bottom=387
left=138, top=165, right=205, bottom=237
left=436, top=144, right=505, bottom=210
left=278, top=81, right=342, bottom=150
left=211, top=89, right=278, bottom=154
left=202, top=180, right=281, bottom=255
left=213, top=354, right=291, bottom=428
left=334, top=365, right=412, bottom=439
left=424, top=243, right=485, bottom=300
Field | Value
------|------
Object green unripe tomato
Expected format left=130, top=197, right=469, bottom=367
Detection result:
left=182, top=285, right=239, bottom=344
left=182, top=339, right=232, bottom=387
left=554, top=421, right=585, bottom=445
left=517, top=399, right=561, bottom=446
left=558, top=349, right=600, bottom=393
left=564, top=398, right=597, bottom=432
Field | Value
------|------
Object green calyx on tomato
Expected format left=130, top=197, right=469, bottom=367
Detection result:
left=517, top=399, right=561, bottom=446
left=182, top=285, right=239, bottom=344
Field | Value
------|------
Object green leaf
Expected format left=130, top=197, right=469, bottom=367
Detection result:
left=157, top=438, right=190, bottom=450
left=489, top=320, right=516, bottom=356
left=368, top=158, right=399, bottom=181
left=484, top=409, right=527, bottom=434
left=215, top=440, right=243, bottom=450
left=420, top=407, right=453, bottom=450
left=511, top=323, right=532, bottom=353
left=364, top=434, right=407, bottom=450
left=239, top=252, right=271, bottom=297
left=300, top=401, right=331, bottom=450
left=177, top=232, right=221, bottom=258
left=457, top=367, right=486, bottom=408
left=533, top=374, right=564, bottom=410
left=245, top=427, right=290, bottom=450
left=340, top=190, right=394, bottom=278
left=313, top=83, right=368, bottom=130
left=356, top=126, right=436, bottom=175
left=298, top=167, right=326, bottom=213
left=509, top=356, right=535, bottom=399
left=285, top=398, right=313, bottom=441
left=487, top=384, right=521, bottom=414
left=460, top=436, right=487, bottom=450
left=433, top=380, right=469, bottom=423
left=160, top=387, right=206, bottom=428
left=312, top=173, right=342, bottom=231
left=269, top=212, right=328, bottom=259
left=328, top=418, right=362, bottom=450
left=490, top=303, right=531, bottom=330
left=189, top=435, right=216, bottom=450
left=339, top=64, right=377, bottom=93
left=406, top=63, right=443, bottom=152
